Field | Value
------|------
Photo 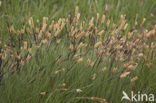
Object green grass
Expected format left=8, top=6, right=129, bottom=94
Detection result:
left=0, top=0, right=156, bottom=103
left=1, top=0, right=156, bottom=39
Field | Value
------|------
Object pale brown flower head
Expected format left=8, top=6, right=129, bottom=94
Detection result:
left=101, top=14, right=106, bottom=24
left=120, top=72, right=130, bottom=78
left=92, top=73, right=96, bottom=80
left=131, top=76, right=138, bottom=82
left=45, top=32, right=51, bottom=39
left=94, top=41, right=102, bottom=48
left=26, top=54, right=31, bottom=61
left=73, top=54, right=79, bottom=60
left=23, top=41, right=28, bottom=50
left=98, top=30, right=104, bottom=36
left=89, top=17, right=94, bottom=27
left=29, top=17, right=34, bottom=28
left=76, top=58, right=83, bottom=64
left=76, top=42, right=84, bottom=51
left=76, top=89, right=83, bottom=93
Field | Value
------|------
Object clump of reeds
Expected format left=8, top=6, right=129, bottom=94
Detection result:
left=0, top=6, right=155, bottom=102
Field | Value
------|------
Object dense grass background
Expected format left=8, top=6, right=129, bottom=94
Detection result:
left=0, top=0, right=156, bottom=103
left=0, top=0, right=156, bottom=39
